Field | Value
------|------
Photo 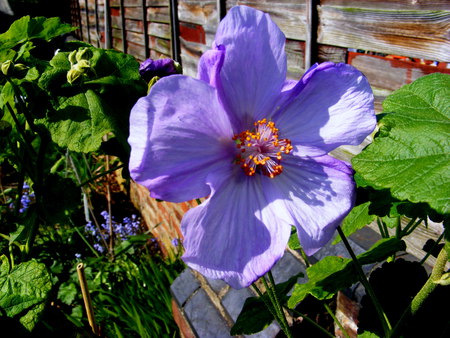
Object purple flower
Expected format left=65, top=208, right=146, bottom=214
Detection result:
left=128, top=6, right=376, bottom=288
left=139, top=58, right=179, bottom=82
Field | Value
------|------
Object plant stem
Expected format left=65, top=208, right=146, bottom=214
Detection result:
left=288, top=307, right=335, bottom=337
left=267, top=270, right=292, bottom=337
left=251, top=282, right=279, bottom=325
left=262, top=274, right=292, bottom=338
left=389, top=246, right=448, bottom=337
left=337, top=226, right=392, bottom=335
left=323, top=302, right=350, bottom=338
left=419, top=232, right=445, bottom=265
left=400, top=218, right=422, bottom=237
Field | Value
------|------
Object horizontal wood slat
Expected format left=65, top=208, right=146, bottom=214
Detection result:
left=318, top=6, right=450, bottom=62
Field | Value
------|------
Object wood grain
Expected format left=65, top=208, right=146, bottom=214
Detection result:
left=318, top=6, right=450, bottom=61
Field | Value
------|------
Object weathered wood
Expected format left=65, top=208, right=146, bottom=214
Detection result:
left=112, top=17, right=145, bottom=33
left=149, top=35, right=172, bottom=55
left=178, top=0, right=218, bottom=25
left=318, top=6, right=450, bottom=61
left=148, top=21, right=171, bottom=39
left=227, top=1, right=308, bottom=40
left=321, top=0, right=450, bottom=11
left=367, top=220, right=449, bottom=270
left=348, top=52, right=450, bottom=92
left=109, top=6, right=170, bottom=22
left=110, top=0, right=168, bottom=7
left=180, top=37, right=210, bottom=77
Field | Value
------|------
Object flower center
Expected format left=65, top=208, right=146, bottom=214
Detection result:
left=232, top=118, right=293, bottom=178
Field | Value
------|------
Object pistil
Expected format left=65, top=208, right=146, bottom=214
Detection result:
left=233, top=119, right=292, bottom=178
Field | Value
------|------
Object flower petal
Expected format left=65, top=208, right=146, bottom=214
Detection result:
left=181, top=167, right=291, bottom=289
left=128, top=75, right=235, bottom=202
left=274, top=63, right=376, bottom=156
left=262, top=154, right=355, bottom=256
left=197, top=44, right=225, bottom=87
left=213, top=6, right=287, bottom=129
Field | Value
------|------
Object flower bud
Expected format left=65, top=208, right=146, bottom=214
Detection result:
left=1, top=60, right=14, bottom=76
left=14, top=63, right=28, bottom=73
left=434, top=272, right=450, bottom=286
left=73, top=59, right=91, bottom=72
left=76, top=47, right=92, bottom=62
left=68, top=50, right=77, bottom=65
left=67, top=68, right=84, bottom=84
left=139, top=58, right=179, bottom=83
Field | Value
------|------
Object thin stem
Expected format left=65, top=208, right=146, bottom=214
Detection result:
left=337, top=226, right=392, bottom=335
left=298, top=247, right=312, bottom=268
left=267, top=270, right=292, bottom=336
left=262, top=275, right=292, bottom=338
left=288, top=307, right=334, bottom=337
left=419, top=232, right=445, bottom=265
left=76, top=164, right=124, bottom=188
left=323, top=302, right=350, bottom=338
left=5, top=102, right=36, bottom=159
left=400, top=218, right=423, bottom=237
left=376, top=217, right=388, bottom=238
left=251, top=283, right=278, bottom=321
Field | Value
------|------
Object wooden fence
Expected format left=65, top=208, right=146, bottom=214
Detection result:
left=69, top=0, right=450, bottom=256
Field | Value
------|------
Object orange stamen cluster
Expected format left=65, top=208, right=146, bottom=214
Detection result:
left=232, top=118, right=293, bottom=178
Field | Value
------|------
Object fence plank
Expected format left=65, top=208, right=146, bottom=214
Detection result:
left=318, top=6, right=450, bottom=61
left=226, top=1, right=308, bottom=40
left=321, top=0, right=450, bottom=11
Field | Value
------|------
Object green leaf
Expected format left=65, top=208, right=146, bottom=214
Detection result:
left=38, top=47, right=146, bottom=155
left=352, top=73, right=450, bottom=215
left=39, top=89, right=115, bottom=152
left=288, top=227, right=301, bottom=250
left=0, top=16, right=76, bottom=51
left=0, top=255, right=52, bottom=331
left=230, top=296, right=274, bottom=335
left=333, top=202, right=375, bottom=244
left=57, top=282, right=78, bottom=305
left=288, top=238, right=405, bottom=308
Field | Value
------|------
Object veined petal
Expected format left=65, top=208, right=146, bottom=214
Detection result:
left=275, top=63, right=376, bottom=156
left=182, top=167, right=291, bottom=289
left=197, top=44, right=225, bottom=87
left=262, top=154, right=355, bottom=256
left=213, top=6, right=287, bottom=130
left=128, top=75, right=235, bottom=202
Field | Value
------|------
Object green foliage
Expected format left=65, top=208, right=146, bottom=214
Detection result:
left=287, top=238, right=406, bottom=308
left=38, top=47, right=146, bottom=153
left=0, top=16, right=75, bottom=52
left=231, top=274, right=302, bottom=335
left=0, top=255, right=52, bottom=331
left=332, top=201, right=375, bottom=244
left=352, top=73, right=450, bottom=215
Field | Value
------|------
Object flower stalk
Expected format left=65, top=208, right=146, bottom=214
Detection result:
left=337, top=226, right=392, bottom=336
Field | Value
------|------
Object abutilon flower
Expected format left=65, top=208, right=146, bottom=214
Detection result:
left=129, top=6, right=376, bottom=288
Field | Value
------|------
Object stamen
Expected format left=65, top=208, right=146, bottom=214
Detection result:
left=233, top=119, right=293, bottom=178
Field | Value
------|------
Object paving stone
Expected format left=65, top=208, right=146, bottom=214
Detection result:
left=271, top=250, right=307, bottom=284
left=223, top=285, right=281, bottom=338
left=171, top=268, right=200, bottom=306
left=222, top=287, right=254, bottom=322
left=245, top=322, right=280, bottom=338
left=206, top=276, right=228, bottom=294
left=184, top=288, right=232, bottom=337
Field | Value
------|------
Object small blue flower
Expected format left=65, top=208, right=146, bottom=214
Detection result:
left=93, top=243, right=104, bottom=253
left=75, top=253, right=82, bottom=259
